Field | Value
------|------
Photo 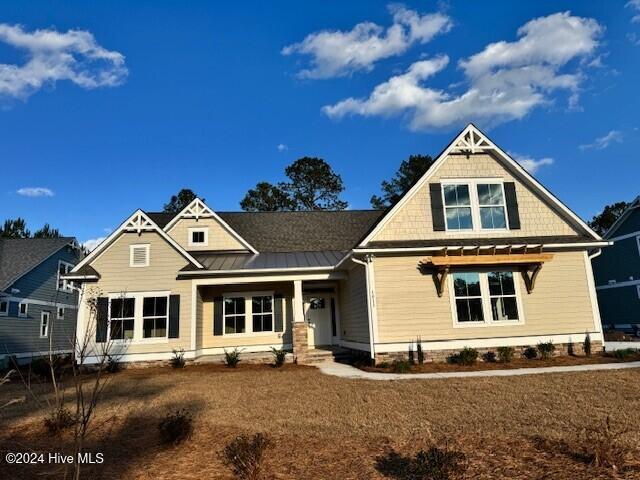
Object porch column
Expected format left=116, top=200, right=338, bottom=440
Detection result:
left=292, top=279, right=308, bottom=361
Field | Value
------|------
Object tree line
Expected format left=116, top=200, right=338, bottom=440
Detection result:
left=1, top=154, right=631, bottom=238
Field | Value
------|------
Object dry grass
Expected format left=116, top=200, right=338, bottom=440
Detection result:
left=1, top=363, right=640, bottom=479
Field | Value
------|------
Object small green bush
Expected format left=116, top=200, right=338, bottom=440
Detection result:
left=106, top=355, right=122, bottom=373
left=497, top=346, right=515, bottom=363
left=523, top=346, right=538, bottom=359
left=449, top=347, right=478, bottom=366
left=377, top=361, right=390, bottom=369
left=609, top=348, right=638, bottom=360
left=222, top=433, right=271, bottom=480
left=158, top=409, right=193, bottom=445
left=537, top=341, right=556, bottom=360
left=483, top=351, right=496, bottom=363
left=270, top=347, right=286, bottom=368
left=416, top=337, right=425, bottom=364
left=391, top=360, right=412, bottom=373
left=584, top=333, right=592, bottom=357
left=44, top=407, right=76, bottom=434
left=170, top=349, right=186, bottom=369
left=224, top=348, right=242, bottom=368
left=375, top=445, right=467, bottom=480
left=408, top=344, right=415, bottom=365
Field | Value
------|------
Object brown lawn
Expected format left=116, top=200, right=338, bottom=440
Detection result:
left=1, top=363, right=640, bottom=479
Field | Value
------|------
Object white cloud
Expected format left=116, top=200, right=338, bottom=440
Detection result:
left=510, top=153, right=554, bottom=174
left=82, top=236, right=105, bottom=252
left=627, top=0, right=640, bottom=23
left=277, top=143, right=288, bottom=151
left=16, top=187, right=54, bottom=197
left=579, top=130, right=623, bottom=150
left=323, top=12, right=603, bottom=130
left=0, top=23, right=127, bottom=101
left=282, top=4, right=452, bottom=79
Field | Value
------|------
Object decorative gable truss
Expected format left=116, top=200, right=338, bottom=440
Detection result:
left=358, top=123, right=604, bottom=246
left=71, top=209, right=204, bottom=274
left=164, top=198, right=258, bottom=253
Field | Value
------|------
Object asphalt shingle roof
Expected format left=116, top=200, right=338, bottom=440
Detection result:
left=0, top=237, right=76, bottom=291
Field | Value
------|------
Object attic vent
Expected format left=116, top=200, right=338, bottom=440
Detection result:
left=130, top=244, right=150, bottom=267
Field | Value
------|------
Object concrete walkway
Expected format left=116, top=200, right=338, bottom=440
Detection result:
left=317, top=360, right=640, bottom=381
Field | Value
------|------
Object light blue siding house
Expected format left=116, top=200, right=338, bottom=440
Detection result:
left=592, top=196, right=640, bottom=330
left=0, top=238, right=82, bottom=361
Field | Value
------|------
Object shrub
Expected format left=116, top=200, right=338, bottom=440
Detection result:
left=170, top=349, right=186, bottom=369
left=449, top=347, right=478, bottom=366
left=44, top=407, right=76, bottom=434
left=584, top=333, right=592, bottom=357
left=537, top=341, right=556, bottom=360
left=158, top=409, right=193, bottom=445
left=523, top=346, right=538, bottom=360
left=375, top=445, right=467, bottom=480
left=416, top=337, right=425, bottom=364
left=497, top=346, right=515, bottom=363
left=578, top=416, right=630, bottom=471
left=408, top=344, right=415, bottom=365
left=609, top=348, right=638, bottom=360
left=270, top=347, right=286, bottom=368
left=224, top=348, right=242, bottom=368
left=483, top=351, right=496, bottom=363
left=377, top=361, right=390, bottom=369
left=567, top=340, right=575, bottom=357
left=391, top=360, right=412, bottom=373
left=222, top=433, right=271, bottom=480
left=106, top=355, right=122, bottom=373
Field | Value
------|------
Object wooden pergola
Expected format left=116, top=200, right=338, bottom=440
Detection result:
left=420, top=249, right=554, bottom=297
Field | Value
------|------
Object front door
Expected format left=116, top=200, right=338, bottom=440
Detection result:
left=304, top=295, right=333, bottom=348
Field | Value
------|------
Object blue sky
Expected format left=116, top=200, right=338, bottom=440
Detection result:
left=1, top=1, right=639, bottom=247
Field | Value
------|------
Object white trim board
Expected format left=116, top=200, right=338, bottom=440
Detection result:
left=596, top=279, right=640, bottom=290
left=358, top=124, right=601, bottom=246
left=6, top=296, right=77, bottom=310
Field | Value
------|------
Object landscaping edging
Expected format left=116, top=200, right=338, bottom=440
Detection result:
left=317, top=360, right=640, bottom=381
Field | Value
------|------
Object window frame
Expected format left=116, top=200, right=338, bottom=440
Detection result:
left=106, top=291, right=170, bottom=344
left=142, top=296, right=169, bottom=340
left=40, top=311, right=50, bottom=338
left=188, top=227, right=209, bottom=247
left=222, top=291, right=275, bottom=336
left=0, top=299, right=8, bottom=317
left=57, top=260, right=75, bottom=292
left=448, top=269, right=525, bottom=328
left=57, top=306, right=65, bottom=320
left=18, top=301, right=28, bottom=318
left=129, top=244, right=150, bottom=268
left=440, top=179, right=510, bottom=233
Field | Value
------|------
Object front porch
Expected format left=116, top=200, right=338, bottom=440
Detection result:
left=193, top=275, right=348, bottom=363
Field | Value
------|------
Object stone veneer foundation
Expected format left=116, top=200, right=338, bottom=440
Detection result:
left=292, top=323, right=309, bottom=362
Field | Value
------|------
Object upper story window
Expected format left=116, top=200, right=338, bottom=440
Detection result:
left=57, top=261, right=74, bottom=292
left=188, top=228, right=208, bottom=247
left=129, top=244, right=150, bottom=267
left=442, top=180, right=508, bottom=232
left=0, top=300, right=8, bottom=316
left=40, top=311, right=50, bottom=338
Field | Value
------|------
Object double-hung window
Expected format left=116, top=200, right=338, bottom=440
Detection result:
left=0, top=300, right=8, bottom=316
left=18, top=302, right=28, bottom=318
left=40, top=312, right=50, bottom=338
left=57, top=261, right=74, bottom=292
left=451, top=270, right=522, bottom=326
left=109, top=298, right=135, bottom=340
left=252, top=296, right=273, bottom=332
left=442, top=181, right=508, bottom=231
left=143, top=296, right=168, bottom=339
left=224, top=297, right=246, bottom=334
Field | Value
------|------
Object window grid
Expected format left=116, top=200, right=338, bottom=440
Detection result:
left=452, top=272, right=484, bottom=323
left=224, top=297, right=246, bottom=335
left=142, top=296, right=168, bottom=339
left=252, top=295, right=274, bottom=333
left=109, top=297, right=135, bottom=340
left=441, top=180, right=509, bottom=232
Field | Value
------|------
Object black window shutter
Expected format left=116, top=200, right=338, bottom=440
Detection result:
left=168, top=295, right=180, bottom=338
left=429, top=183, right=446, bottom=231
left=213, top=296, right=223, bottom=336
left=96, top=297, right=108, bottom=343
left=330, top=297, right=337, bottom=337
left=273, top=293, right=284, bottom=332
left=504, top=182, right=521, bottom=229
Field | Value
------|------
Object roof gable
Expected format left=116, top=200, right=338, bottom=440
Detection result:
left=359, top=124, right=602, bottom=246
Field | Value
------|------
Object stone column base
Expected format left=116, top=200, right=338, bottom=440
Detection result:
left=292, top=323, right=309, bottom=363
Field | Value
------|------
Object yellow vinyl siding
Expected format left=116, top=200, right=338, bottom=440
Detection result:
left=373, top=251, right=595, bottom=343
left=372, top=153, right=581, bottom=242
left=338, top=264, right=370, bottom=343
left=167, top=217, right=246, bottom=251
left=82, top=231, right=192, bottom=354
left=198, top=283, right=293, bottom=349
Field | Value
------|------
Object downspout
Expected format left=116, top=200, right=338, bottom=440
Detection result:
left=351, top=256, right=377, bottom=361
left=588, top=248, right=602, bottom=260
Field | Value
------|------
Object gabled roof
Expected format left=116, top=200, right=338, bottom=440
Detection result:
left=357, top=123, right=603, bottom=247
left=0, top=237, right=77, bottom=291
left=603, top=196, right=640, bottom=239
left=71, top=210, right=204, bottom=274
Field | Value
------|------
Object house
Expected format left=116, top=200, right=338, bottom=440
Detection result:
left=66, top=125, right=607, bottom=365
left=0, top=237, right=81, bottom=362
left=592, top=196, right=640, bottom=331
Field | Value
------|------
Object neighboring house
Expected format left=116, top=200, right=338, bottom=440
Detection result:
left=592, top=196, right=640, bottom=331
left=67, top=124, right=607, bottom=364
left=0, top=238, right=81, bottom=361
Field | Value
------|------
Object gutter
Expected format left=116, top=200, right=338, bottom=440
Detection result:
left=351, top=256, right=377, bottom=361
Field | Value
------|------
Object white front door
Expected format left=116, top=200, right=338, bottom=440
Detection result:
left=304, top=295, right=333, bottom=348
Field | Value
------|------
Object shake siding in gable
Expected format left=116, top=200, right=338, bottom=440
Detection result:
left=373, top=251, right=596, bottom=343
left=338, top=265, right=370, bottom=344
left=83, top=231, right=192, bottom=354
left=167, top=217, right=246, bottom=251
left=372, top=153, right=580, bottom=242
